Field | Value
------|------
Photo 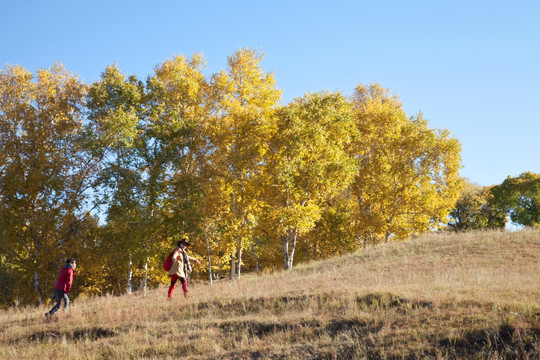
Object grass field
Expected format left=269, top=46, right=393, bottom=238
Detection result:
left=1, top=229, right=539, bottom=359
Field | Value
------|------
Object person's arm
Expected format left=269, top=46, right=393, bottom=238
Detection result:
left=65, top=268, right=74, bottom=293
left=188, top=256, right=201, bottom=265
left=172, top=248, right=181, bottom=263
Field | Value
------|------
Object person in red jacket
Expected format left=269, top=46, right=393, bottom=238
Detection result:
left=46, top=259, right=76, bottom=318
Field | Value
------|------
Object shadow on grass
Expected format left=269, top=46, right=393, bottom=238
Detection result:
left=25, top=326, right=123, bottom=342
left=355, top=292, right=433, bottom=311
left=439, top=323, right=540, bottom=358
left=217, top=317, right=383, bottom=340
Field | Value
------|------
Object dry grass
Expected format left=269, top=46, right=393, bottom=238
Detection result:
left=1, top=229, right=539, bottom=359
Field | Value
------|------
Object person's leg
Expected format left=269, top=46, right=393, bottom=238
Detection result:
left=168, top=275, right=178, bottom=299
left=62, top=292, right=70, bottom=312
left=48, top=289, right=64, bottom=316
left=180, top=277, right=188, bottom=297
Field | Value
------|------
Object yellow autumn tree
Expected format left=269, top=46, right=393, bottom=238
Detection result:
left=0, top=64, right=94, bottom=304
left=350, top=83, right=462, bottom=243
left=264, top=92, right=358, bottom=270
left=145, top=53, right=208, bottom=282
left=304, top=189, right=357, bottom=261
left=206, top=48, right=281, bottom=278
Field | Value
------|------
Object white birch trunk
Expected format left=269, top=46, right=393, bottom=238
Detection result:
left=236, top=239, right=243, bottom=279
left=282, top=234, right=289, bottom=270
left=206, top=238, right=213, bottom=285
left=282, top=227, right=299, bottom=270
left=142, top=257, right=148, bottom=293
left=127, top=252, right=133, bottom=295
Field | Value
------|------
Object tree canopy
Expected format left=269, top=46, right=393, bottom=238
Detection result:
left=0, top=50, right=474, bottom=306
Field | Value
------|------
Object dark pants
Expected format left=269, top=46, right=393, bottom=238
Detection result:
left=48, top=289, right=69, bottom=315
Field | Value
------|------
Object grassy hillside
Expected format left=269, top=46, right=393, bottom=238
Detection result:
left=1, top=229, right=539, bottom=359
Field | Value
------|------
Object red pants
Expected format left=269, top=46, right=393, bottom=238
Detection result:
left=168, top=275, right=187, bottom=298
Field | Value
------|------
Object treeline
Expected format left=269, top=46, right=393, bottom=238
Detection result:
left=449, top=173, right=540, bottom=231
left=0, top=49, right=465, bottom=306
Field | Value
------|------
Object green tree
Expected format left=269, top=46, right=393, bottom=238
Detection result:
left=490, top=172, right=540, bottom=227
left=448, top=179, right=506, bottom=231
left=144, top=53, right=208, bottom=284
left=86, top=64, right=144, bottom=294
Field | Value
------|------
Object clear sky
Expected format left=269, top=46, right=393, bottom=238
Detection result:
left=1, top=0, right=539, bottom=187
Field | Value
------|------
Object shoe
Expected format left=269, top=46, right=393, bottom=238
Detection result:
left=44, top=312, right=50, bottom=319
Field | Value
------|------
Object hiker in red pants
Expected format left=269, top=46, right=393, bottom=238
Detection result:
left=167, top=239, right=200, bottom=299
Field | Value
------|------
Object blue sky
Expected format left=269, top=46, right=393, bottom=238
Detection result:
left=1, top=0, right=539, bottom=187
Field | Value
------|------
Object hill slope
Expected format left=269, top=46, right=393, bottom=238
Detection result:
left=1, top=229, right=539, bottom=359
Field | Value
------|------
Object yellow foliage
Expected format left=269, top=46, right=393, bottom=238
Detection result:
left=350, top=83, right=462, bottom=243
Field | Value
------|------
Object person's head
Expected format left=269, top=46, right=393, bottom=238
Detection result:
left=66, top=258, right=76, bottom=268
left=176, top=238, right=191, bottom=249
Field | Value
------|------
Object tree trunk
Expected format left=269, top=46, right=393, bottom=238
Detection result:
left=360, top=236, right=366, bottom=249
left=236, top=238, right=243, bottom=279
left=282, top=227, right=299, bottom=270
left=282, top=234, right=289, bottom=270
left=31, top=237, right=43, bottom=305
left=141, top=231, right=153, bottom=294
left=250, top=242, right=260, bottom=274
left=230, top=255, right=236, bottom=280
left=33, top=270, right=43, bottom=305
left=289, top=227, right=299, bottom=269
left=127, top=252, right=133, bottom=295
left=385, top=216, right=394, bottom=243
left=141, top=257, right=149, bottom=293
left=206, top=237, right=213, bottom=285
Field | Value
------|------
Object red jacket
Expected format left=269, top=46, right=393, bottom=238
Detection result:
left=54, top=265, right=75, bottom=293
